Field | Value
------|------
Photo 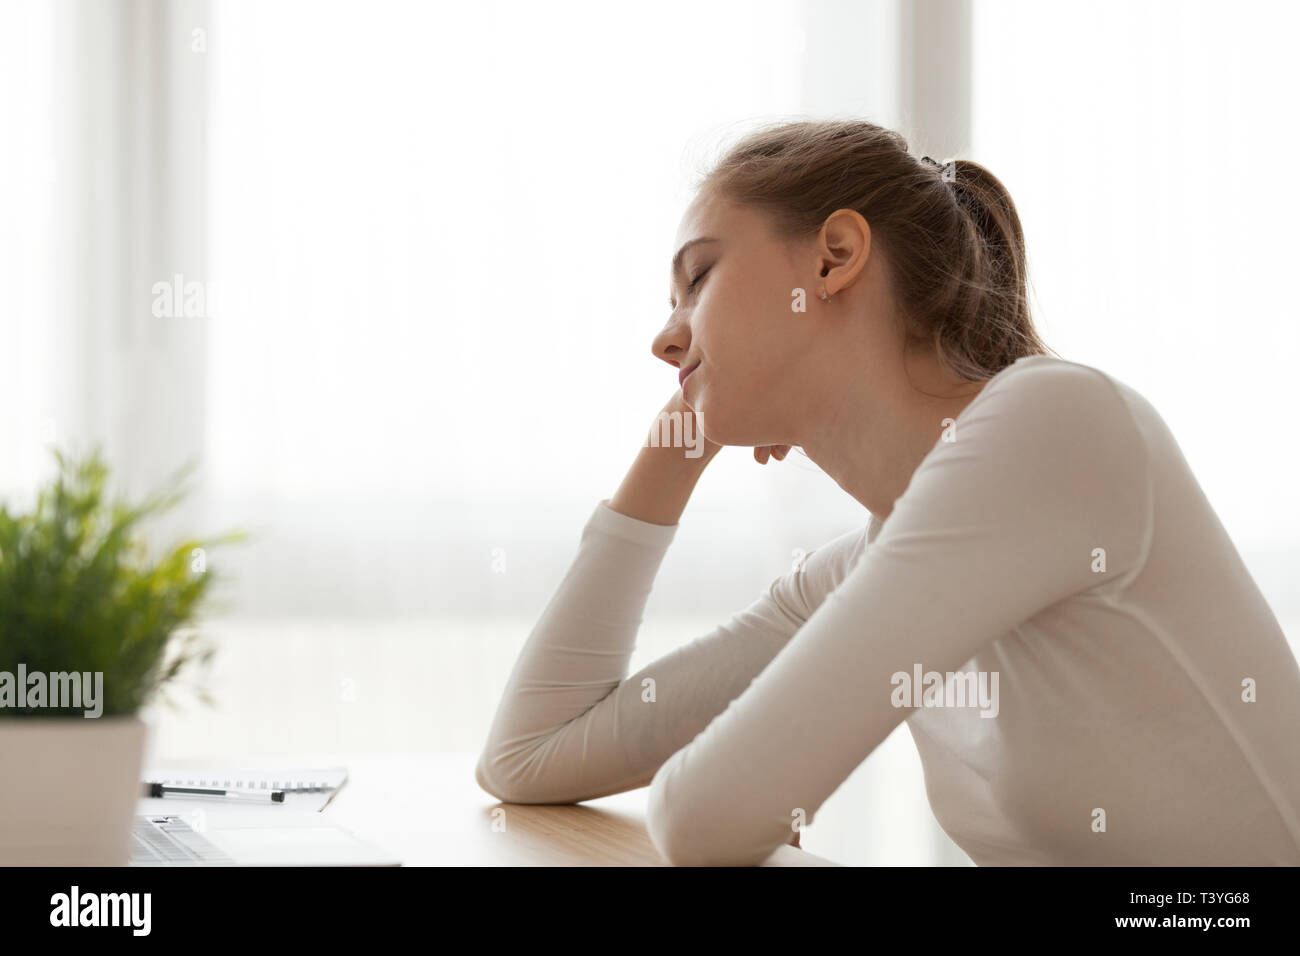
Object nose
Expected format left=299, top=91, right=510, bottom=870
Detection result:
left=652, top=315, right=690, bottom=369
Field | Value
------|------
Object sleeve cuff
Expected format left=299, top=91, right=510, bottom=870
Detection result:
left=588, top=498, right=681, bottom=550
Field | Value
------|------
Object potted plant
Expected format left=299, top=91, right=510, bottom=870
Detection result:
left=0, top=447, right=244, bottom=865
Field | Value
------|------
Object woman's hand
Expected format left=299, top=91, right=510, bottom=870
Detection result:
left=754, top=444, right=791, bottom=465
left=608, top=389, right=795, bottom=526
left=606, top=389, right=720, bottom=526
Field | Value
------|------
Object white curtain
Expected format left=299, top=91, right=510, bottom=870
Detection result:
left=0, top=0, right=211, bottom=539
left=0, top=1, right=56, bottom=502
left=202, top=0, right=900, bottom=621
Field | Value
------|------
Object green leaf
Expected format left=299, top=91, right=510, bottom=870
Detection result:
left=0, top=447, right=249, bottom=719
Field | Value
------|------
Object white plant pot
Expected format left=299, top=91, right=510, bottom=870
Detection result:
left=0, top=715, right=148, bottom=865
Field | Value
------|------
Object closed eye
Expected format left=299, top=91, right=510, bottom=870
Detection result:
left=668, top=264, right=713, bottom=310
left=687, top=265, right=711, bottom=295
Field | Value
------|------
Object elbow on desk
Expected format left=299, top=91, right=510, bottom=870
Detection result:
left=477, top=749, right=777, bottom=864
left=474, top=748, right=583, bottom=805
left=646, top=760, right=714, bottom=866
left=474, top=753, right=508, bottom=802
left=646, top=808, right=706, bottom=867
left=647, top=810, right=768, bottom=867
left=646, top=771, right=771, bottom=867
left=474, top=750, right=536, bottom=804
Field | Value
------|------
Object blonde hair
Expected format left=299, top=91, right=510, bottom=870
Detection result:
left=696, top=119, right=1060, bottom=382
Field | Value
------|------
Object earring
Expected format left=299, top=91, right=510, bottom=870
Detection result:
left=819, top=288, right=830, bottom=301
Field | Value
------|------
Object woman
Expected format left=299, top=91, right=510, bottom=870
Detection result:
left=475, top=119, right=1300, bottom=866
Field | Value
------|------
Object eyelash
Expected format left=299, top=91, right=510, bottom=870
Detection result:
left=671, top=265, right=711, bottom=311
left=686, top=266, right=711, bottom=295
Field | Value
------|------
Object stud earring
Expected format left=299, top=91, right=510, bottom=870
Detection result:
left=819, top=288, right=830, bottom=302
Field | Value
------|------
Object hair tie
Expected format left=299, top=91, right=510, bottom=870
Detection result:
left=921, top=155, right=957, bottom=185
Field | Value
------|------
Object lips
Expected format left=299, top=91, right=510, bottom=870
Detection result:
left=678, top=361, right=700, bottom=387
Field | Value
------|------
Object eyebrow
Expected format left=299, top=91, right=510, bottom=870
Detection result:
left=668, top=237, right=720, bottom=307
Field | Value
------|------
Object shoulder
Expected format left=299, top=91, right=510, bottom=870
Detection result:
left=881, top=355, right=1155, bottom=590
left=976, top=355, right=1136, bottom=418
left=902, top=355, right=1152, bottom=551
left=952, top=355, right=1149, bottom=462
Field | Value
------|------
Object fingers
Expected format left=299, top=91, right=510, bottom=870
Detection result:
left=754, top=445, right=792, bottom=465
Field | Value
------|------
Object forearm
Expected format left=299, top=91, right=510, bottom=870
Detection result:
left=476, top=398, right=719, bottom=802
left=608, top=400, right=718, bottom=526
left=607, top=440, right=714, bottom=527
left=474, top=500, right=830, bottom=806
left=475, top=501, right=678, bottom=803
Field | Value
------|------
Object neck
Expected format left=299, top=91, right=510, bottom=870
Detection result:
left=799, top=346, right=986, bottom=522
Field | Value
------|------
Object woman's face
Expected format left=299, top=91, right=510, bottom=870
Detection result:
left=654, top=190, right=829, bottom=447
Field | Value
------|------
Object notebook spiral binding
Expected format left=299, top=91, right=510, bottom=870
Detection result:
left=156, top=777, right=337, bottom=792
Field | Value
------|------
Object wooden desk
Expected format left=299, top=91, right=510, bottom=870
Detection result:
left=151, top=751, right=839, bottom=866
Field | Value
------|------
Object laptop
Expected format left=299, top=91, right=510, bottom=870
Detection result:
left=131, top=809, right=401, bottom=866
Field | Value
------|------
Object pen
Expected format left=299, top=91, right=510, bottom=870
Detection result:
left=143, top=782, right=286, bottom=803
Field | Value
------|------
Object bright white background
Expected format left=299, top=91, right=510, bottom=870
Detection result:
left=2, top=0, right=1296, bottom=866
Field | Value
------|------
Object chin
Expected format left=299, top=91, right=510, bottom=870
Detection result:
left=691, top=401, right=761, bottom=448
left=686, top=403, right=720, bottom=445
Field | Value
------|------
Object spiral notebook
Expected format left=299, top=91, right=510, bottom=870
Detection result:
left=142, top=766, right=348, bottom=811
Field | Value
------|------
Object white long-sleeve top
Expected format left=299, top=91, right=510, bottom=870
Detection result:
left=475, top=355, right=1300, bottom=865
